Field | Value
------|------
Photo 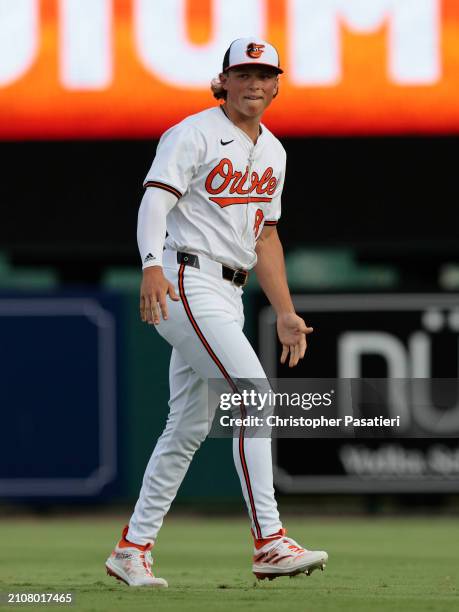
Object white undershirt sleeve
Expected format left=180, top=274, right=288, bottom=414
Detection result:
left=137, top=187, right=178, bottom=269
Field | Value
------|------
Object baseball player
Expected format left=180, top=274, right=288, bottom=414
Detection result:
left=105, top=38, right=328, bottom=587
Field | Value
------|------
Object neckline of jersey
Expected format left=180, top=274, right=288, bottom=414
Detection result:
left=219, top=105, right=263, bottom=146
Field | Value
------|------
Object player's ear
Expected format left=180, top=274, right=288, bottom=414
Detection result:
left=273, top=76, right=279, bottom=98
left=219, top=71, right=229, bottom=91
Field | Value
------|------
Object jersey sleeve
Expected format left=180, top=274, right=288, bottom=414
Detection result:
left=264, top=151, right=286, bottom=226
left=143, top=123, right=204, bottom=199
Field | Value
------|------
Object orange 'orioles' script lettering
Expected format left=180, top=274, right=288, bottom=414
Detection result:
left=205, top=158, right=278, bottom=208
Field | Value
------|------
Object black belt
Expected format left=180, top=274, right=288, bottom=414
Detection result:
left=176, top=252, right=249, bottom=287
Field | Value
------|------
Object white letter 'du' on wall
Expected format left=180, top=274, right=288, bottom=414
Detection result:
left=0, top=0, right=38, bottom=87
left=338, top=331, right=410, bottom=427
left=134, top=0, right=266, bottom=87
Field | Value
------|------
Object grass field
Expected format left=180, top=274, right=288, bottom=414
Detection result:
left=1, top=516, right=458, bottom=611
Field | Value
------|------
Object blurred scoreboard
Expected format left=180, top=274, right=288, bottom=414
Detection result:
left=1, top=0, right=459, bottom=138
left=259, top=294, right=459, bottom=493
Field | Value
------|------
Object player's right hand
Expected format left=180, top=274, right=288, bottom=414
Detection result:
left=140, top=266, right=180, bottom=325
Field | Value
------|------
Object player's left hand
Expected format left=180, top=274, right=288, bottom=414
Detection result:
left=277, top=313, right=313, bottom=368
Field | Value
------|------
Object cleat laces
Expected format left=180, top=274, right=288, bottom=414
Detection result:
left=284, top=538, right=305, bottom=554
left=126, top=546, right=154, bottom=578
left=269, top=536, right=305, bottom=556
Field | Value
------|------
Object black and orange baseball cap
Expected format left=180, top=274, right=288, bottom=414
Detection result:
left=222, top=38, right=283, bottom=74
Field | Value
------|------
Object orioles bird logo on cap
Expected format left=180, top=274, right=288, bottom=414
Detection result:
left=246, top=43, right=265, bottom=59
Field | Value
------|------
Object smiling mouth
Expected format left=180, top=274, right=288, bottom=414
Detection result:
left=245, top=96, right=263, bottom=101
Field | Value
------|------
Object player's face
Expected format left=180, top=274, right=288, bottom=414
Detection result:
left=222, top=66, right=279, bottom=119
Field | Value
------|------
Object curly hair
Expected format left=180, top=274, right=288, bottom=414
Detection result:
left=210, top=76, right=227, bottom=100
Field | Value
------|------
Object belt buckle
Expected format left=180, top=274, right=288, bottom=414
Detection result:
left=232, top=269, right=248, bottom=287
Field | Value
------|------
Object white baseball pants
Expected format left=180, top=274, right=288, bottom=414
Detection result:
left=127, top=249, right=282, bottom=545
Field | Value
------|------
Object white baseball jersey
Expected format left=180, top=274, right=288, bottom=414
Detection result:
left=143, top=106, right=286, bottom=270
left=128, top=105, right=286, bottom=546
